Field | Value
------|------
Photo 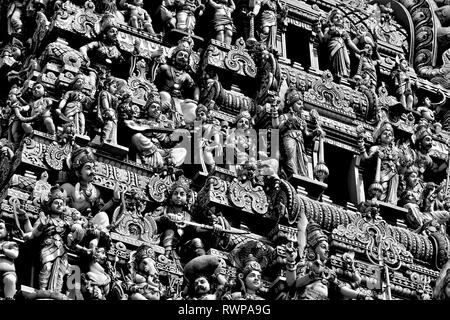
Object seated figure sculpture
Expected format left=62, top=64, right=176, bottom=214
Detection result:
left=154, top=36, right=199, bottom=125
left=125, top=245, right=162, bottom=300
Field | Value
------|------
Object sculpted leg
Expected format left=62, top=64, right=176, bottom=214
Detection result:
left=3, top=273, right=17, bottom=298
left=39, top=262, right=53, bottom=290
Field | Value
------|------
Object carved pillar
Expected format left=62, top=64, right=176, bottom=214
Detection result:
left=309, top=30, right=320, bottom=72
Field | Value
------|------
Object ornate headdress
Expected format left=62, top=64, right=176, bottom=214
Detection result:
left=196, top=104, right=209, bottom=116
left=168, top=177, right=191, bottom=195
left=47, top=185, right=67, bottom=203
left=183, top=255, right=226, bottom=285
left=242, top=255, right=262, bottom=278
left=235, top=110, right=252, bottom=125
left=229, top=239, right=271, bottom=276
left=413, top=124, right=433, bottom=147
left=128, top=188, right=146, bottom=202
left=284, top=87, right=303, bottom=107
left=373, top=120, right=394, bottom=142
left=99, top=13, right=118, bottom=34
left=306, top=222, right=328, bottom=248
left=133, top=244, right=155, bottom=263
left=70, top=147, right=96, bottom=172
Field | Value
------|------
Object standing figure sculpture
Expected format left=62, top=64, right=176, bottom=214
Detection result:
left=272, top=88, right=323, bottom=178
left=61, top=147, right=120, bottom=231
left=252, top=0, right=286, bottom=51
left=120, top=0, right=155, bottom=34
left=207, top=0, right=236, bottom=45
left=20, top=82, right=56, bottom=136
left=97, top=77, right=119, bottom=145
left=57, top=74, right=92, bottom=136
left=285, top=221, right=372, bottom=300
left=392, top=55, right=414, bottom=110
left=22, top=186, right=85, bottom=292
left=315, top=9, right=364, bottom=80
left=82, top=247, right=112, bottom=300
left=175, top=0, right=205, bottom=34
left=0, top=219, right=19, bottom=299
left=359, top=122, right=401, bottom=205
left=155, top=37, right=199, bottom=125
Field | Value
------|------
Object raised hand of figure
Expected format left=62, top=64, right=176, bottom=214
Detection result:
left=285, top=242, right=297, bottom=262
left=113, top=183, right=122, bottom=202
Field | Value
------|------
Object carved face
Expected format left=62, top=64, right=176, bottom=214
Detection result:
left=108, top=82, right=118, bottom=95
left=420, top=135, right=433, bottom=152
left=32, top=83, right=45, bottom=99
left=196, top=110, right=208, bottom=122
left=51, top=198, right=65, bottom=215
left=437, top=188, right=446, bottom=201
left=134, top=0, right=143, bottom=6
left=194, top=276, right=210, bottom=295
left=174, top=50, right=189, bottom=68
left=147, top=102, right=161, bottom=118
left=106, top=27, right=118, bottom=42
left=364, top=44, right=373, bottom=56
left=138, top=257, right=158, bottom=276
left=237, top=117, right=250, bottom=130
left=332, top=13, right=343, bottom=26
left=315, top=240, right=329, bottom=262
left=79, top=161, right=95, bottom=183
left=0, top=222, right=8, bottom=239
left=244, top=270, right=262, bottom=292
left=73, top=78, right=85, bottom=90
left=380, top=128, right=394, bottom=145
left=8, top=88, right=19, bottom=103
left=424, top=97, right=431, bottom=107
left=292, top=100, right=303, bottom=114
left=95, top=247, right=107, bottom=264
left=171, top=187, right=187, bottom=206
left=400, top=59, right=408, bottom=71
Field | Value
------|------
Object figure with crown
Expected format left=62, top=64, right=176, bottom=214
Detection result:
left=124, top=85, right=187, bottom=168
left=155, top=36, right=199, bottom=126
left=125, top=244, right=162, bottom=300
left=271, top=88, right=323, bottom=178
left=56, top=74, right=92, bottom=136
left=61, top=147, right=120, bottom=233
left=359, top=121, right=401, bottom=205
left=315, top=9, right=364, bottom=80
left=391, top=55, right=414, bottom=110
left=285, top=218, right=372, bottom=300
left=226, top=239, right=271, bottom=300
left=21, top=185, right=86, bottom=292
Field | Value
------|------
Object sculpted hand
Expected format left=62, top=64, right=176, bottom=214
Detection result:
left=285, top=243, right=297, bottom=262
left=113, top=183, right=121, bottom=202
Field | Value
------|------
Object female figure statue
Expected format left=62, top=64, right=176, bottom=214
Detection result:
left=22, top=186, right=85, bottom=292
left=391, top=55, right=414, bottom=110
left=57, top=74, right=92, bottom=136
left=252, top=0, right=286, bottom=51
left=315, top=9, right=364, bottom=80
left=271, top=88, right=323, bottom=178
left=97, top=77, right=119, bottom=145
left=359, top=121, right=401, bottom=205
left=0, top=219, right=19, bottom=299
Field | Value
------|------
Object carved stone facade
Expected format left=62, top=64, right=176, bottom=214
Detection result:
left=0, top=0, right=450, bottom=302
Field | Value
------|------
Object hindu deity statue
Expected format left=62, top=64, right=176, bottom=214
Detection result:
left=125, top=89, right=187, bottom=169
left=315, top=9, right=364, bottom=80
left=125, top=245, right=162, bottom=300
left=194, top=104, right=223, bottom=173
left=22, top=186, right=85, bottom=292
left=120, top=0, right=155, bottom=34
left=225, top=110, right=257, bottom=172
left=391, top=55, right=414, bottom=110
left=183, top=254, right=227, bottom=300
left=79, top=16, right=139, bottom=81
left=154, top=36, right=199, bottom=125
left=285, top=222, right=372, bottom=300
left=0, top=219, right=19, bottom=299
left=56, top=74, right=92, bottom=136
left=154, top=0, right=177, bottom=33
left=82, top=246, right=111, bottom=300
left=19, top=82, right=56, bottom=136
left=5, top=85, right=27, bottom=146
left=272, top=88, right=323, bottom=178
left=354, top=37, right=380, bottom=91
left=61, top=147, right=120, bottom=231
left=174, top=0, right=205, bottom=34
left=359, top=121, right=401, bottom=205
left=96, top=77, right=119, bottom=145
left=227, top=240, right=271, bottom=300
left=207, top=0, right=236, bottom=45
left=251, top=0, right=287, bottom=51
